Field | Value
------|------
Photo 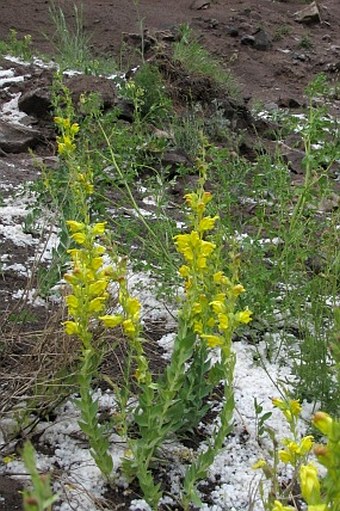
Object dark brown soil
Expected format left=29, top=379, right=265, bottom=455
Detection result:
left=0, top=0, right=339, bottom=104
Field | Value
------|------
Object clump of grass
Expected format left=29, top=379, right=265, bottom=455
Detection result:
left=48, top=2, right=116, bottom=74
left=0, top=29, right=32, bottom=60
left=173, top=23, right=239, bottom=98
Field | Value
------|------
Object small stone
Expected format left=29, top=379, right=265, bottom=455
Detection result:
left=241, top=35, right=255, bottom=46
left=278, top=97, right=302, bottom=108
left=227, top=26, right=239, bottom=37
left=190, top=0, right=210, bottom=10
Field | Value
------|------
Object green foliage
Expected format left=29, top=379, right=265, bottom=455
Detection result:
left=22, top=441, right=58, bottom=511
left=131, top=63, right=172, bottom=123
left=0, top=29, right=32, bottom=60
left=174, top=24, right=239, bottom=97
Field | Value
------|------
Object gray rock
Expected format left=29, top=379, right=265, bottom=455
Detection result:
left=294, top=1, right=321, bottom=24
left=0, top=120, right=41, bottom=153
left=253, top=28, right=272, bottom=50
left=18, top=87, right=52, bottom=119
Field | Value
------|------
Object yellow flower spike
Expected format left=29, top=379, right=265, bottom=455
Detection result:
left=300, top=464, right=321, bottom=504
left=100, top=314, right=123, bottom=328
left=312, top=412, right=333, bottom=436
left=66, top=220, right=85, bottom=233
left=235, top=308, right=253, bottom=324
left=92, top=222, right=106, bottom=235
left=64, top=321, right=80, bottom=335
left=272, top=500, right=295, bottom=511
left=201, top=334, right=224, bottom=348
left=198, top=215, right=219, bottom=232
left=71, top=232, right=87, bottom=245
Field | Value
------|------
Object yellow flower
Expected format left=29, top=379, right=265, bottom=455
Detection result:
left=298, top=435, right=314, bottom=455
left=90, top=257, right=104, bottom=271
left=100, top=314, right=123, bottom=328
left=123, top=319, right=137, bottom=336
left=66, top=220, right=85, bottom=233
left=312, top=412, right=333, bottom=436
left=89, top=279, right=108, bottom=297
left=272, top=397, right=285, bottom=409
left=72, top=232, right=86, bottom=245
left=235, top=308, right=253, bottom=324
left=252, top=459, right=267, bottom=470
left=193, top=321, right=203, bottom=334
left=272, top=500, right=295, bottom=511
left=64, top=321, right=80, bottom=335
left=92, top=222, right=106, bottom=235
left=231, top=284, right=245, bottom=296
left=213, top=271, right=230, bottom=285
left=210, top=297, right=226, bottom=314
left=201, top=334, right=224, bottom=348
left=70, top=122, right=80, bottom=136
left=179, top=265, right=190, bottom=278
left=192, top=301, right=202, bottom=314
left=126, top=297, right=141, bottom=319
left=218, top=313, right=229, bottom=331
left=300, top=464, right=321, bottom=504
left=198, top=215, right=219, bottom=232
left=89, top=297, right=107, bottom=313
left=66, top=295, right=79, bottom=314
left=290, top=400, right=302, bottom=416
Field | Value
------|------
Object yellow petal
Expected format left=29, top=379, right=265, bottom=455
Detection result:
left=100, top=314, right=123, bottom=328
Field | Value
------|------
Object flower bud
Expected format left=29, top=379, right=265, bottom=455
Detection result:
left=313, top=412, right=333, bottom=436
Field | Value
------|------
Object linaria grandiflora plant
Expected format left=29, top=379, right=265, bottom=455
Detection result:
left=58, top=77, right=252, bottom=505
